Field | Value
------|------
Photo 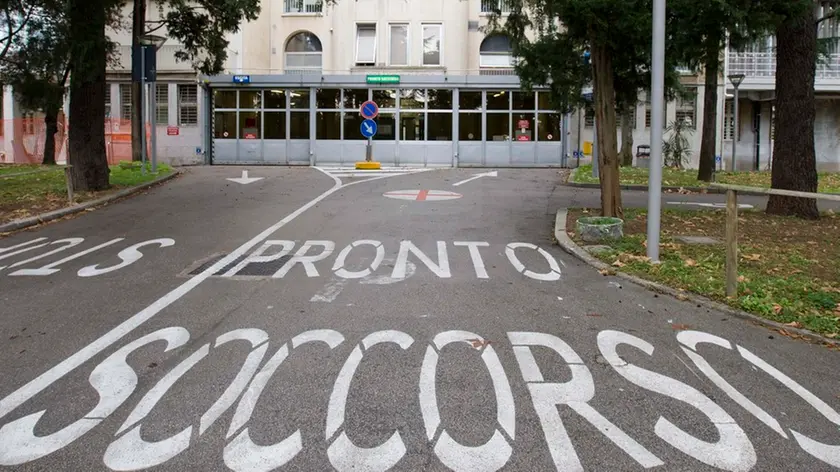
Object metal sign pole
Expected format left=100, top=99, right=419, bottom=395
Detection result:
left=150, top=79, right=157, bottom=174
left=647, top=0, right=666, bottom=262
left=366, top=138, right=372, bottom=161
left=140, top=46, right=146, bottom=175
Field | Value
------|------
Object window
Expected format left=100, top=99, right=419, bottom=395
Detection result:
left=427, top=90, right=452, bottom=109
left=356, top=24, right=377, bottom=65
left=316, top=112, right=341, bottom=139
left=617, top=106, right=636, bottom=130
left=584, top=105, right=594, bottom=128
left=284, top=0, right=321, bottom=14
left=285, top=32, right=323, bottom=72
left=105, top=85, right=111, bottom=118
left=239, top=111, right=260, bottom=139
left=481, top=0, right=512, bottom=14
left=644, top=95, right=667, bottom=129
left=459, top=113, right=481, bottom=141
left=428, top=113, right=453, bottom=140
left=214, top=112, right=235, bottom=139
left=422, top=24, right=442, bottom=66
left=264, top=112, right=286, bottom=139
left=372, top=89, right=396, bottom=109
left=724, top=100, right=734, bottom=140
left=675, top=90, right=696, bottom=128
left=316, top=89, right=341, bottom=109
left=120, top=84, right=132, bottom=120
left=289, top=89, right=309, bottom=109
left=538, top=113, right=561, bottom=141
left=480, top=34, right=514, bottom=68
left=214, top=90, right=237, bottom=109
left=399, top=89, right=424, bottom=109
left=460, top=91, right=482, bottom=110
left=265, top=90, right=286, bottom=109
left=486, top=90, right=509, bottom=110
left=389, top=24, right=409, bottom=66
left=178, top=85, right=198, bottom=126
left=399, top=112, right=425, bottom=140
left=155, top=84, right=168, bottom=124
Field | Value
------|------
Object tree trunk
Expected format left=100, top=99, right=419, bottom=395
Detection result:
left=131, top=0, right=146, bottom=162
left=42, top=104, right=59, bottom=166
left=68, top=0, right=110, bottom=191
left=766, top=5, right=819, bottom=219
left=619, top=101, right=634, bottom=167
left=590, top=42, right=622, bottom=217
left=697, top=51, right=719, bottom=182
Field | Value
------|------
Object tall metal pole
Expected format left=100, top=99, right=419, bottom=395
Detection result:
left=730, top=85, right=739, bottom=172
left=150, top=81, right=157, bottom=173
left=592, top=122, right=599, bottom=179
left=140, top=46, right=146, bottom=175
left=646, top=0, right=666, bottom=262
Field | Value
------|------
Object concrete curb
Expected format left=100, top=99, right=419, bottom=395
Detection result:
left=0, top=169, right=182, bottom=234
left=565, top=177, right=770, bottom=197
left=554, top=208, right=840, bottom=347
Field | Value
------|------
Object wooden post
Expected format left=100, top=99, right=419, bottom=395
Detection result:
left=64, top=166, right=74, bottom=204
left=725, top=189, right=738, bottom=297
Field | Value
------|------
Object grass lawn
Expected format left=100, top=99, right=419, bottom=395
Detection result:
left=567, top=207, right=840, bottom=337
left=0, top=162, right=173, bottom=225
left=0, top=164, right=45, bottom=176
left=571, top=164, right=840, bottom=194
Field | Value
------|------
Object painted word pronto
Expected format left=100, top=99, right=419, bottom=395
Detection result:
left=0, top=328, right=838, bottom=470
left=216, top=239, right=563, bottom=282
left=0, top=237, right=175, bottom=277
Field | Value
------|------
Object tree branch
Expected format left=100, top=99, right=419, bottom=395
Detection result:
left=0, top=5, right=33, bottom=60
left=144, top=21, right=168, bottom=35
left=816, top=7, right=838, bottom=26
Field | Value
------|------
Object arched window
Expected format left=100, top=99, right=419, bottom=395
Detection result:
left=285, top=31, right=323, bottom=73
left=480, top=34, right=513, bottom=68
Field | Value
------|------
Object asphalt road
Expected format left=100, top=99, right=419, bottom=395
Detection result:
left=1, top=166, right=839, bottom=472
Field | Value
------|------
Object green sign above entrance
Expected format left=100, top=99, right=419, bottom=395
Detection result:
left=366, top=74, right=400, bottom=84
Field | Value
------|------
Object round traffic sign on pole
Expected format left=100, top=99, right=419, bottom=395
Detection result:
left=360, top=100, right=379, bottom=119
left=361, top=119, right=377, bottom=138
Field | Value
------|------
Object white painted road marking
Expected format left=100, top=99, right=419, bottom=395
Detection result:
left=0, top=167, right=407, bottom=425
left=383, top=190, right=463, bottom=201
left=452, top=170, right=498, bottom=187
left=2, top=327, right=839, bottom=470
left=226, top=170, right=264, bottom=185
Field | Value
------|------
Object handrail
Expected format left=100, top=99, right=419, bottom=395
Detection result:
left=707, top=183, right=838, bottom=298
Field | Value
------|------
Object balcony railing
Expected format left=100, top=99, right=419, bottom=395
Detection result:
left=481, top=0, right=513, bottom=14
left=220, top=67, right=520, bottom=77
left=728, top=51, right=840, bottom=80
left=284, top=0, right=322, bottom=14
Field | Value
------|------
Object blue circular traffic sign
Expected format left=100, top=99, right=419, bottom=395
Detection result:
left=360, top=100, right=379, bottom=119
left=361, top=119, right=377, bottom=138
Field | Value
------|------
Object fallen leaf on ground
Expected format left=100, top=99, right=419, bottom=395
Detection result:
left=676, top=294, right=689, bottom=301
left=827, top=333, right=838, bottom=339
left=612, top=260, right=625, bottom=268
left=599, top=268, right=615, bottom=276
left=684, top=259, right=697, bottom=267
left=469, top=339, right=491, bottom=349
left=773, top=304, right=783, bottom=315
left=738, top=275, right=750, bottom=282
left=586, top=313, right=603, bottom=317
left=784, top=321, right=803, bottom=329
left=672, top=324, right=691, bottom=330
left=743, top=253, right=762, bottom=261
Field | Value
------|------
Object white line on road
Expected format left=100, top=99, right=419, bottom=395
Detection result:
left=452, top=170, right=498, bottom=187
left=0, top=168, right=411, bottom=421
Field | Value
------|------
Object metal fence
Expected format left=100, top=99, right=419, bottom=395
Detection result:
left=284, top=0, right=322, bottom=14
left=480, top=0, right=513, bottom=13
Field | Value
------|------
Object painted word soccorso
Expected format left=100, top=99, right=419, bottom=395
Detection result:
left=0, top=328, right=837, bottom=471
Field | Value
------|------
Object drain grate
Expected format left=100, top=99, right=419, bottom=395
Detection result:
left=187, top=254, right=293, bottom=277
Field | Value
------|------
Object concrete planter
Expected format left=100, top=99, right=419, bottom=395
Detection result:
left=576, top=216, right=624, bottom=243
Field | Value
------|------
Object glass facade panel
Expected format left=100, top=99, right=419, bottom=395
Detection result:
left=374, top=113, right=396, bottom=140
left=399, top=89, right=425, bottom=109
left=238, top=111, right=261, bottom=139
left=513, top=113, right=535, bottom=142
left=486, top=91, right=510, bottom=111
left=538, top=113, right=561, bottom=141
left=344, top=89, right=368, bottom=109
left=428, top=113, right=453, bottom=140
left=399, top=112, right=425, bottom=141
left=343, top=113, right=366, bottom=140
left=460, top=91, right=482, bottom=110
left=487, top=113, right=510, bottom=141
left=239, top=91, right=261, bottom=109
left=513, top=91, right=535, bottom=110
left=214, top=111, right=236, bottom=138
left=316, top=89, right=341, bottom=109
left=265, top=90, right=286, bottom=109
left=289, top=111, right=310, bottom=138
left=214, top=90, right=237, bottom=109
left=372, top=89, right=397, bottom=109
left=264, top=112, right=286, bottom=139
left=316, top=112, right=341, bottom=139
left=459, top=113, right=481, bottom=141
left=428, top=90, right=453, bottom=110
left=537, top=92, right=554, bottom=110
left=290, top=90, right=310, bottom=109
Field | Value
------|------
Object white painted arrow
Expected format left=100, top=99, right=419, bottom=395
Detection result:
left=226, top=170, right=264, bottom=185
left=452, top=170, right=498, bottom=187
left=363, top=122, right=374, bottom=134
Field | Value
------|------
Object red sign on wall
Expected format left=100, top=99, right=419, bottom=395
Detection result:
left=517, top=120, right=530, bottom=130
left=166, top=126, right=179, bottom=136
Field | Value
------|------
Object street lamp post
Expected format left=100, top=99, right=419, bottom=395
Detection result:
left=138, top=34, right=167, bottom=174
left=646, top=0, right=666, bottom=262
left=728, top=73, right=745, bottom=172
